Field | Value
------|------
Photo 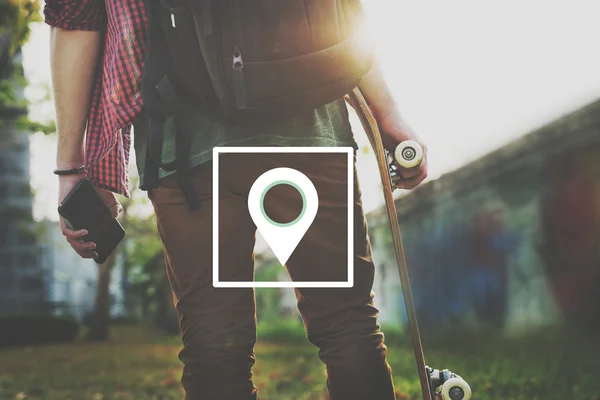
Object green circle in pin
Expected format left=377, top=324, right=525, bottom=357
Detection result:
left=260, top=180, right=307, bottom=227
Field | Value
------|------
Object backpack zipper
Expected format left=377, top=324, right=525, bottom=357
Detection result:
left=231, top=0, right=247, bottom=110
left=232, top=45, right=247, bottom=109
left=211, top=0, right=235, bottom=104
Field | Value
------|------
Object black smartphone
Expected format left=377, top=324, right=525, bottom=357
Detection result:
left=57, top=178, right=125, bottom=264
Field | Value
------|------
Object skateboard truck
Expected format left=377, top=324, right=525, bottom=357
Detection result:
left=427, top=366, right=472, bottom=400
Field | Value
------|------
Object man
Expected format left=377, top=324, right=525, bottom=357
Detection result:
left=46, top=1, right=428, bottom=399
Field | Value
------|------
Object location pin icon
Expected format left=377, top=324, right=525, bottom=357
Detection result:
left=248, top=167, right=319, bottom=266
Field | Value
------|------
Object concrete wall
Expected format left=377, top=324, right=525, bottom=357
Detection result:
left=369, top=99, right=600, bottom=335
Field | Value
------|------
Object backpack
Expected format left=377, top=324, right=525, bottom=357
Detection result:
left=140, top=0, right=374, bottom=209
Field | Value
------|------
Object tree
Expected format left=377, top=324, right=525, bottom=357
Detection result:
left=1, top=0, right=41, bottom=109
left=0, top=1, right=54, bottom=316
left=85, top=250, right=118, bottom=341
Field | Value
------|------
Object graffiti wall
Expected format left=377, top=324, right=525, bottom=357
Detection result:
left=369, top=100, right=600, bottom=335
left=538, top=147, right=600, bottom=330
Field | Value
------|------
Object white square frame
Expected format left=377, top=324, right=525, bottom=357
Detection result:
left=213, top=147, right=354, bottom=288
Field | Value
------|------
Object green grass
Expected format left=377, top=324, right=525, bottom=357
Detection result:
left=0, top=324, right=598, bottom=400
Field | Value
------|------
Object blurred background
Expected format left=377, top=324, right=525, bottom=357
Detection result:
left=1, top=0, right=599, bottom=399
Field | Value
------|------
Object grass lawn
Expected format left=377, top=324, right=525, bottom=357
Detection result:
left=0, top=324, right=598, bottom=400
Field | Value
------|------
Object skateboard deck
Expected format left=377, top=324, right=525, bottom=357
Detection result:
left=346, top=88, right=471, bottom=400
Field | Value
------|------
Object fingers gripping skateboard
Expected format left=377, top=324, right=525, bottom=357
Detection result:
left=343, top=89, right=423, bottom=174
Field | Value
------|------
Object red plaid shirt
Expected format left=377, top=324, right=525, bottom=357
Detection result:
left=44, top=0, right=148, bottom=197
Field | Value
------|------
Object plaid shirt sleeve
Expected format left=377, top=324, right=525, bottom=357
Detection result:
left=44, top=0, right=107, bottom=31
left=45, top=0, right=147, bottom=198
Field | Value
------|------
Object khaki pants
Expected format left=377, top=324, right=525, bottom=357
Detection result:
left=149, top=152, right=395, bottom=400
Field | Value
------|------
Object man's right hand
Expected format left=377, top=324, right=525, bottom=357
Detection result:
left=58, top=175, right=122, bottom=260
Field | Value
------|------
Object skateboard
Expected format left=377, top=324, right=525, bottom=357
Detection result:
left=346, top=88, right=472, bottom=400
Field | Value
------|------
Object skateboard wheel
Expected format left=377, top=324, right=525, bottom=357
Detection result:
left=440, top=377, right=472, bottom=400
left=394, top=140, right=423, bottom=169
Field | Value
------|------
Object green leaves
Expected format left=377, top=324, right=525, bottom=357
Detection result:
left=0, top=0, right=41, bottom=60
left=0, top=0, right=43, bottom=117
left=15, top=115, right=55, bottom=135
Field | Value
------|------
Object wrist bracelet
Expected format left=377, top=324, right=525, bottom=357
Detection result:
left=53, top=166, right=86, bottom=176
